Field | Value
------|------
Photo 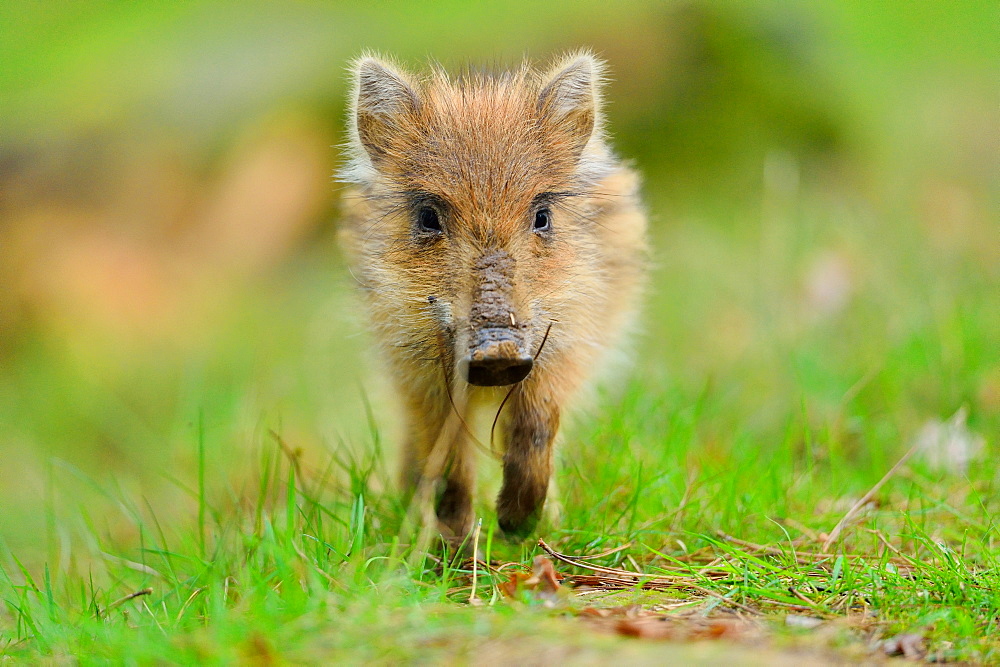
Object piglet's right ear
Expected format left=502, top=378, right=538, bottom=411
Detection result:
left=351, top=56, right=419, bottom=163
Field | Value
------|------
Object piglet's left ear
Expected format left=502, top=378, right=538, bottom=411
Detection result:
left=537, top=53, right=603, bottom=156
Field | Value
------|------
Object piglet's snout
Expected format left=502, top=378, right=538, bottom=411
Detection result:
left=464, top=327, right=533, bottom=386
left=461, top=249, right=533, bottom=386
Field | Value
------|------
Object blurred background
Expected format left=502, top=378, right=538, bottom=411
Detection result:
left=1, top=1, right=996, bottom=557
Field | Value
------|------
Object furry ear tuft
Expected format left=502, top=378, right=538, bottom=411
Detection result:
left=351, top=56, right=419, bottom=165
left=537, top=53, right=604, bottom=155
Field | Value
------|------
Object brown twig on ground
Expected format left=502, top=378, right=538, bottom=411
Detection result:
left=718, top=532, right=856, bottom=562
left=776, top=517, right=821, bottom=541
left=570, top=542, right=632, bottom=561
left=820, top=443, right=918, bottom=552
left=538, top=539, right=690, bottom=583
left=565, top=574, right=696, bottom=592
left=537, top=539, right=758, bottom=614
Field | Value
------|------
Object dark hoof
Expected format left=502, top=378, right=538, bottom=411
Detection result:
left=436, top=481, right=473, bottom=538
left=498, top=512, right=540, bottom=541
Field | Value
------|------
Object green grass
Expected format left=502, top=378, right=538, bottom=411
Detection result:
left=1, top=387, right=997, bottom=662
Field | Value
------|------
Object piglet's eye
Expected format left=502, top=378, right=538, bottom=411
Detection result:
left=533, top=207, right=552, bottom=232
left=417, top=206, right=442, bottom=233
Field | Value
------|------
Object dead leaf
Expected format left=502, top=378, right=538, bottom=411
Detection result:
left=527, top=554, right=562, bottom=595
left=499, top=556, right=566, bottom=606
left=498, top=571, right=531, bottom=599
left=614, top=617, right=678, bottom=640
left=597, top=616, right=757, bottom=642
left=579, top=604, right=643, bottom=619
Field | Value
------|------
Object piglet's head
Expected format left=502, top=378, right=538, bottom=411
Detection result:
left=343, top=53, right=612, bottom=386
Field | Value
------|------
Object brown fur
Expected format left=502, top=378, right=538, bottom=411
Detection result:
left=339, top=52, right=647, bottom=539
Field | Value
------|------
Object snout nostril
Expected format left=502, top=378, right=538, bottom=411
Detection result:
left=466, top=356, right=533, bottom=387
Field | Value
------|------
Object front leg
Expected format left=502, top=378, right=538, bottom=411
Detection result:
left=399, top=383, right=475, bottom=541
left=434, top=435, right=475, bottom=540
left=399, top=386, right=449, bottom=498
left=496, top=388, right=560, bottom=538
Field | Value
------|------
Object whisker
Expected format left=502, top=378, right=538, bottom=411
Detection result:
left=437, top=336, right=497, bottom=461
left=489, top=385, right=517, bottom=458
left=489, top=320, right=555, bottom=455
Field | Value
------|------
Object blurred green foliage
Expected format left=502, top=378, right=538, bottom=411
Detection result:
left=0, top=1, right=996, bottom=559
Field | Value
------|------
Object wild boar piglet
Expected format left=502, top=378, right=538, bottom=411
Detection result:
left=339, top=52, right=647, bottom=539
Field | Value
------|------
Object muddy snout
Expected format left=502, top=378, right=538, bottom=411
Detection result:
left=463, top=327, right=533, bottom=386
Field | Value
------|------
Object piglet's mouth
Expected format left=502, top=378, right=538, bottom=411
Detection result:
left=461, top=327, right=533, bottom=386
